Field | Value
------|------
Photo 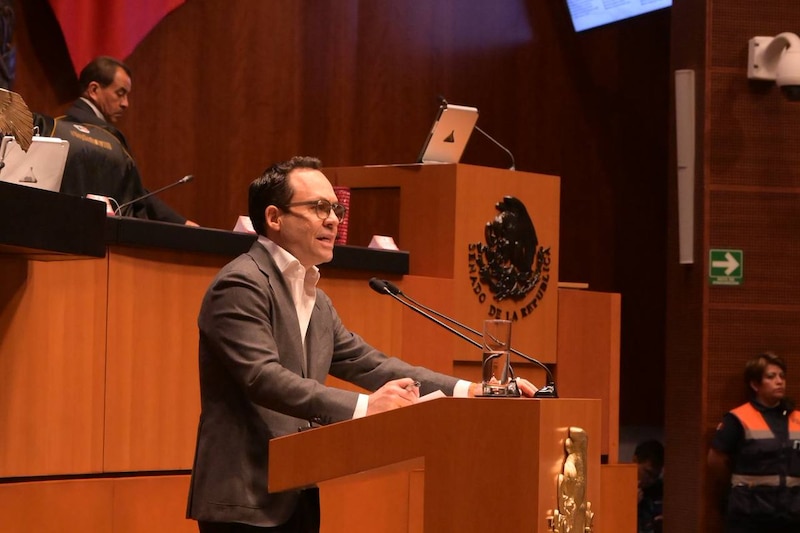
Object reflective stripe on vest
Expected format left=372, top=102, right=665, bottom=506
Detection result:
left=791, top=412, right=800, bottom=440
left=730, top=403, right=800, bottom=440
left=731, top=474, right=800, bottom=487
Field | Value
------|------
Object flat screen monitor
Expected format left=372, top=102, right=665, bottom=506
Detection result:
left=566, top=0, right=671, bottom=32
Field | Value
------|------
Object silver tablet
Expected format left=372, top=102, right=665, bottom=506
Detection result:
left=417, top=103, right=479, bottom=164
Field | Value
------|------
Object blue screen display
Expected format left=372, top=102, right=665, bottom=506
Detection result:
left=566, top=0, right=672, bottom=32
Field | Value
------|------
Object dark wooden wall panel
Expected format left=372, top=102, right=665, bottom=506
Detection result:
left=709, top=191, right=800, bottom=305
left=668, top=1, right=800, bottom=531
left=709, top=71, right=800, bottom=186
left=710, top=2, right=800, bottom=69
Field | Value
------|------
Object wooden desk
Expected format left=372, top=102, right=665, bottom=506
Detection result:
left=0, top=169, right=630, bottom=532
left=0, top=184, right=410, bottom=477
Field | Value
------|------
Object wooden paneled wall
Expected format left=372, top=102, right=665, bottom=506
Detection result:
left=0, top=476, right=197, bottom=533
left=0, top=249, right=410, bottom=533
left=11, top=0, right=670, bottom=427
left=668, top=1, right=800, bottom=531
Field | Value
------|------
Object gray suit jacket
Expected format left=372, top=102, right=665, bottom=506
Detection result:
left=186, top=242, right=459, bottom=526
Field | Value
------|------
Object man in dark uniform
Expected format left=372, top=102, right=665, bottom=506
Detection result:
left=36, top=56, right=197, bottom=225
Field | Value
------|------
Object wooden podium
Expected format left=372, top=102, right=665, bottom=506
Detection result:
left=325, top=163, right=619, bottom=460
left=326, top=164, right=561, bottom=367
left=269, top=397, right=601, bottom=532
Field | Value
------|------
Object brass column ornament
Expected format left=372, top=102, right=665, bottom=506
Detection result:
left=546, top=426, right=594, bottom=533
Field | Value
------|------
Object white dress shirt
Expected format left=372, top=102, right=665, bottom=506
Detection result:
left=258, top=236, right=471, bottom=419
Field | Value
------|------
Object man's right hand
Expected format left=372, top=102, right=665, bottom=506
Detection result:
left=366, top=378, right=420, bottom=415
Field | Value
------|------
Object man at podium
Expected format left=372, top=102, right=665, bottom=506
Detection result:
left=186, top=156, right=535, bottom=532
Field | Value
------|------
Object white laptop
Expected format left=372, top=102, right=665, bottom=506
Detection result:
left=417, top=103, right=479, bottom=163
left=0, top=135, right=70, bottom=192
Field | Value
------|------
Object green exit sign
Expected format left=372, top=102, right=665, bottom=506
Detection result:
left=709, top=249, right=743, bottom=286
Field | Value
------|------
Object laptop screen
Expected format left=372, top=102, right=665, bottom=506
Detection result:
left=417, top=104, right=479, bottom=164
left=0, top=135, right=70, bottom=192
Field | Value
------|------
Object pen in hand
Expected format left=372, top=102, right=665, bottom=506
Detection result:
left=405, top=380, right=421, bottom=391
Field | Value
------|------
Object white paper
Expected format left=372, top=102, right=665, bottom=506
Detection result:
left=233, top=215, right=256, bottom=234
left=414, top=390, right=446, bottom=403
left=368, top=235, right=399, bottom=250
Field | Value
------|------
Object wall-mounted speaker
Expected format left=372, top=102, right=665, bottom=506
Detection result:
left=675, top=69, right=696, bottom=265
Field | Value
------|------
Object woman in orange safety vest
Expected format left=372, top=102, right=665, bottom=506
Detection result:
left=709, top=352, right=800, bottom=533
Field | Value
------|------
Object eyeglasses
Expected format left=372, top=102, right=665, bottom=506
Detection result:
left=281, top=199, right=347, bottom=221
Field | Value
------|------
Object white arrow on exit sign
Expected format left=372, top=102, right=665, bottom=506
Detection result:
left=711, top=251, right=740, bottom=275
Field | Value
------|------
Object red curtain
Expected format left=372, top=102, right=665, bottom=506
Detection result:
left=47, top=0, right=186, bottom=74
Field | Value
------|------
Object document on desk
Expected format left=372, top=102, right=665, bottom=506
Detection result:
left=415, top=390, right=446, bottom=403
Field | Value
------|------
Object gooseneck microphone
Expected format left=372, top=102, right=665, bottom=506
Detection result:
left=473, top=125, right=516, bottom=171
left=114, top=174, right=195, bottom=216
left=369, top=278, right=557, bottom=398
left=368, top=278, right=482, bottom=350
left=437, top=95, right=516, bottom=171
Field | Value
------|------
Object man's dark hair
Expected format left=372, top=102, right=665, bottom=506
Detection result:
left=744, top=352, right=786, bottom=396
left=248, top=156, right=322, bottom=236
left=78, top=56, right=132, bottom=94
left=634, top=439, right=664, bottom=470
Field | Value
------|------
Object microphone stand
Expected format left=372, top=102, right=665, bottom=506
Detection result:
left=437, top=95, right=516, bottom=171
left=371, top=279, right=557, bottom=398
left=114, top=174, right=194, bottom=216
left=369, top=279, right=518, bottom=397
left=368, top=279, right=482, bottom=350
left=474, top=125, right=516, bottom=171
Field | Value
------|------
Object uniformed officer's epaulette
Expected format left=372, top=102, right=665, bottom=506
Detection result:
left=51, top=117, right=133, bottom=158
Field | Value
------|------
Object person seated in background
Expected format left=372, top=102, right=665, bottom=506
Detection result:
left=34, top=55, right=197, bottom=225
left=634, top=439, right=664, bottom=533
